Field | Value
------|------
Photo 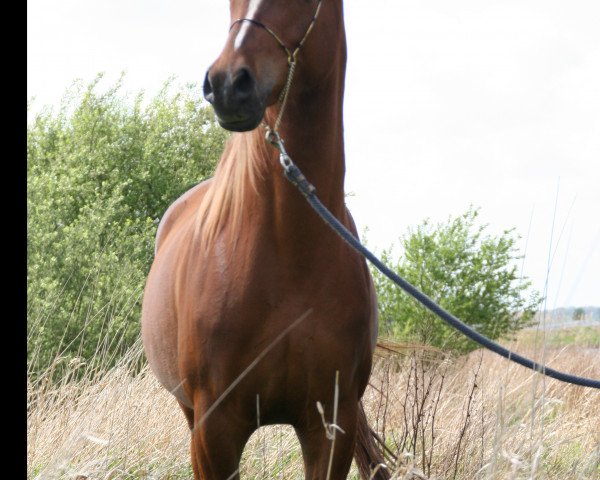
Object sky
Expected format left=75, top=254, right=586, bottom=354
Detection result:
left=28, top=0, right=600, bottom=308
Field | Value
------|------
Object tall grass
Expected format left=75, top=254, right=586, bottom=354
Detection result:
left=28, top=323, right=600, bottom=479
left=364, top=335, right=600, bottom=479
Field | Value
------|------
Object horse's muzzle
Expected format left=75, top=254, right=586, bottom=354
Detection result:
left=203, top=67, right=267, bottom=132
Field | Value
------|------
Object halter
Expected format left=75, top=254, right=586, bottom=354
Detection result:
left=229, top=0, right=323, bottom=137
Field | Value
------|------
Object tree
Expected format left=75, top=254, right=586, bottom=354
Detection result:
left=27, top=75, right=228, bottom=372
left=371, top=207, right=542, bottom=354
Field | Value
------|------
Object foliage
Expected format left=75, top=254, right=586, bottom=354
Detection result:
left=572, top=307, right=585, bottom=321
left=372, top=207, right=542, bottom=354
left=27, top=74, right=227, bottom=373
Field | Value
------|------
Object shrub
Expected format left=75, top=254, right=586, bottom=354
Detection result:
left=372, top=206, right=542, bottom=354
left=27, top=75, right=227, bottom=373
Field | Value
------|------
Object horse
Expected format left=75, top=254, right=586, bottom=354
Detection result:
left=141, top=1, right=389, bottom=478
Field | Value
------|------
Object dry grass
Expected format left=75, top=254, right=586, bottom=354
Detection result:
left=28, top=327, right=600, bottom=479
left=364, top=335, right=600, bottom=479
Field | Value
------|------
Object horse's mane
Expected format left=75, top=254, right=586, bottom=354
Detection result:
left=194, top=128, right=271, bottom=249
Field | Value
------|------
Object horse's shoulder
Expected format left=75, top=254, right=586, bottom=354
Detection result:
left=154, top=179, right=212, bottom=256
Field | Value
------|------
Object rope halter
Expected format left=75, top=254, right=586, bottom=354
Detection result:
left=229, top=0, right=323, bottom=136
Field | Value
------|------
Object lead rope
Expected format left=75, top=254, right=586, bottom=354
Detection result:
left=266, top=134, right=600, bottom=389
left=233, top=2, right=600, bottom=390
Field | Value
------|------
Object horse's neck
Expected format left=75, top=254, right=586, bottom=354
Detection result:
left=255, top=69, right=347, bottom=256
left=275, top=85, right=346, bottom=209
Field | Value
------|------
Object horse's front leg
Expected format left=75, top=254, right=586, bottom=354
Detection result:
left=187, top=395, right=254, bottom=480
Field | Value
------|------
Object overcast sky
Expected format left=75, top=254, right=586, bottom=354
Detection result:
left=28, top=0, right=599, bottom=309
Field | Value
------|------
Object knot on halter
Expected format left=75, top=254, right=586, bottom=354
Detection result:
left=229, top=0, right=323, bottom=134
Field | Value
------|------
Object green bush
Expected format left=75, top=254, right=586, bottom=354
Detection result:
left=27, top=75, right=227, bottom=373
left=372, top=207, right=542, bottom=354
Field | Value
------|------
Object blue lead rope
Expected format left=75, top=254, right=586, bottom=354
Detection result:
left=269, top=131, right=600, bottom=390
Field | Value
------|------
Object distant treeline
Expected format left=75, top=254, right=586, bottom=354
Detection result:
left=546, top=307, right=600, bottom=321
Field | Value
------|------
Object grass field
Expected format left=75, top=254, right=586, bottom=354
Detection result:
left=27, top=325, right=600, bottom=479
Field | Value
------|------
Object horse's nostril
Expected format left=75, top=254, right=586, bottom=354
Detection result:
left=232, top=68, right=254, bottom=102
left=203, top=70, right=214, bottom=103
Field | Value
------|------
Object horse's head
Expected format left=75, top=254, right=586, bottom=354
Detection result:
left=203, top=0, right=334, bottom=132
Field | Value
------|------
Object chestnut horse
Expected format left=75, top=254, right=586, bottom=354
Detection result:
left=141, top=1, right=388, bottom=478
